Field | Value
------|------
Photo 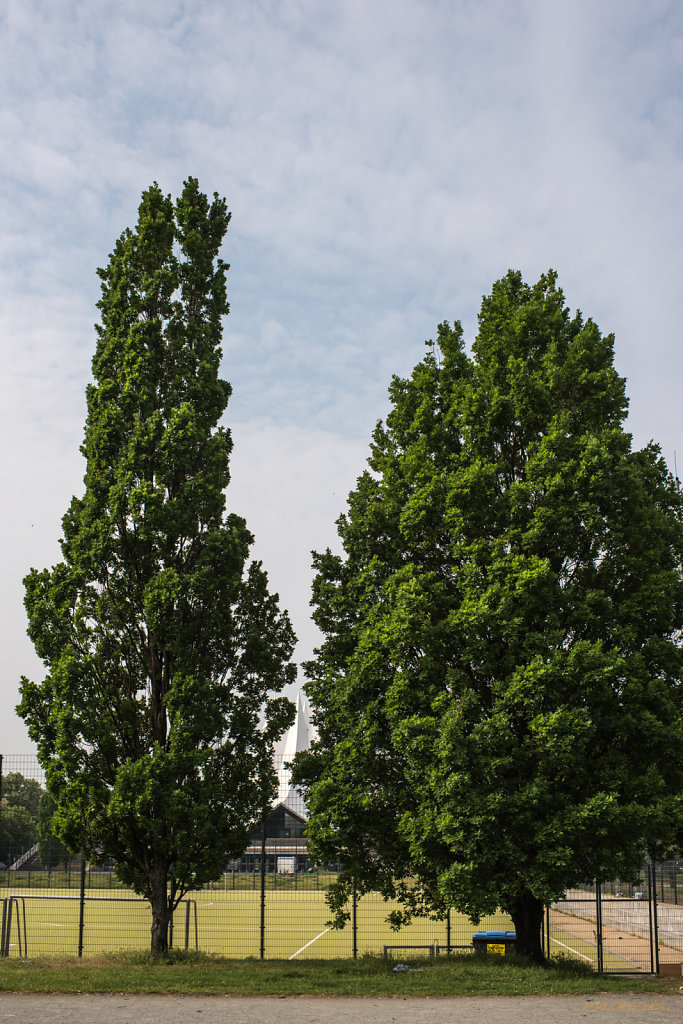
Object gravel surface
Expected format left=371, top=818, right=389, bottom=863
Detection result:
left=0, top=993, right=681, bottom=1024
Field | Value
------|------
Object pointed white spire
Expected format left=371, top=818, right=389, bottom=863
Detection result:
left=274, top=690, right=318, bottom=818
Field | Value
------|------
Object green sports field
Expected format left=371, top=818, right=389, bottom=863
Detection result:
left=3, top=886, right=660, bottom=971
left=3, top=887, right=512, bottom=961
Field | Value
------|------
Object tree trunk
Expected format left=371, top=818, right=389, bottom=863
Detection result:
left=149, top=637, right=170, bottom=958
left=509, top=888, right=545, bottom=963
left=149, top=870, right=171, bottom=956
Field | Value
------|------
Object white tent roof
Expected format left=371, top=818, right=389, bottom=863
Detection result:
left=274, top=689, right=317, bottom=818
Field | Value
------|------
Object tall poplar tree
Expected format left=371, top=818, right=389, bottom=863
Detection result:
left=294, top=270, right=683, bottom=961
left=19, top=179, right=296, bottom=954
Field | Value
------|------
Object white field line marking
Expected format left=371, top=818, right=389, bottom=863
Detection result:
left=288, top=928, right=330, bottom=960
left=549, top=934, right=592, bottom=962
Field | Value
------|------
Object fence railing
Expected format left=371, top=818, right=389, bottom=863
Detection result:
left=1, top=755, right=680, bottom=972
left=0, top=878, right=679, bottom=972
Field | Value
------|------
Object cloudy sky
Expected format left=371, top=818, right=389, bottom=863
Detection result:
left=2, top=0, right=682, bottom=755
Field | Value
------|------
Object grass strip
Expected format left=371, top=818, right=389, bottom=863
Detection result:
left=0, top=951, right=679, bottom=997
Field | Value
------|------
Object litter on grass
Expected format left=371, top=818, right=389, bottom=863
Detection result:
left=393, top=964, right=424, bottom=972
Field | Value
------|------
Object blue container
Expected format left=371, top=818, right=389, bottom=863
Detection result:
left=472, top=930, right=517, bottom=955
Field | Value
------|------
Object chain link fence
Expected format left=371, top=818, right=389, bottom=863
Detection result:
left=1, top=754, right=680, bottom=972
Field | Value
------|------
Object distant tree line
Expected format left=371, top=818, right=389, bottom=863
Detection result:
left=0, top=771, right=72, bottom=868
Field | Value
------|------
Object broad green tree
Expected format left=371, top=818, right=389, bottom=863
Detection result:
left=37, top=793, right=73, bottom=871
left=293, top=271, right=683, bottom=961
left=19, top=179, right=296, bottom=954
left=0, top=802, right=35, bottom=860
left=1, top=772, right=43, bottom=821
left=0, top=772, right=44, bottom=862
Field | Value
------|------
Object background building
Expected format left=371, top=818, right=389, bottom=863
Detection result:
left=233, top=691, right=319, bottom=874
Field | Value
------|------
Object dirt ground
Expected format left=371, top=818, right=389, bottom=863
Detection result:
left=554, top=895, right=683, bottom=969
left=550, top=909, right=681, bottom=970
left=0, top=993, right=681, bottom=1024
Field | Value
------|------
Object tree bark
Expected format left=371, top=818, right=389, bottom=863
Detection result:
left=509, top=888, right=545, bottom=963
left=149, top=869, right=171, bottom=956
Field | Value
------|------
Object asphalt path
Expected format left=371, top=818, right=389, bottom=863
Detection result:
left=0, top=993, right=681, bottom=1024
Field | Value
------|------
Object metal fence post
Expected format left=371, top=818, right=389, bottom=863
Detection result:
left=649, top=862, right=660, bottom=974
left=647, top=862, right=655, bottom=973
left=540, top=905, right=544, bottom=959
left=259, top=814, right=267, bottom=959
left=595, top=882, right=603, bottom=974
left=3, top=899, right=13, bottom=959
left=169, top=873, right=175, bottom=950
left=674, top=862, right=679, bottom=906
left=77, top=851, right=86, bottom=957
left=352, top=882, right=357, bottom=959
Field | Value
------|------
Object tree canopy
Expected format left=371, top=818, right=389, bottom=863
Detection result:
left=37, top=792, right=74, bottom=870
left=0, top=772, right=44, bottom=860
left=2, top=772, right=42, bottom=821
left=19, top=179, right=296, bottom=953
left=293, top=270, right=683, bottom=960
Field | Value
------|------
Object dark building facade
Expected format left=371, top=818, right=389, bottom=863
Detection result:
left=231, top=803, right=311, bottom=874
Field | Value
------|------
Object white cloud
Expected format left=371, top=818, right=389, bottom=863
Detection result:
left=227, top=421, right=368, bottom=661
left=1, top=0, right=682, bottom=751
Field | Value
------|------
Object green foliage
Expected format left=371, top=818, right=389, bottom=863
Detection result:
left=1, top=772, right=43, bottom=821
left=18, top=179, right=296, bottom=952
left=37, top=792, right=73, bottom=869
left=293, top=270, right=683, bottom=960
left=0, top=801, right=35, bottom=856
left=0, top=773, right=44, bottom=857
left=0, top=772, right=73, bottom=867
